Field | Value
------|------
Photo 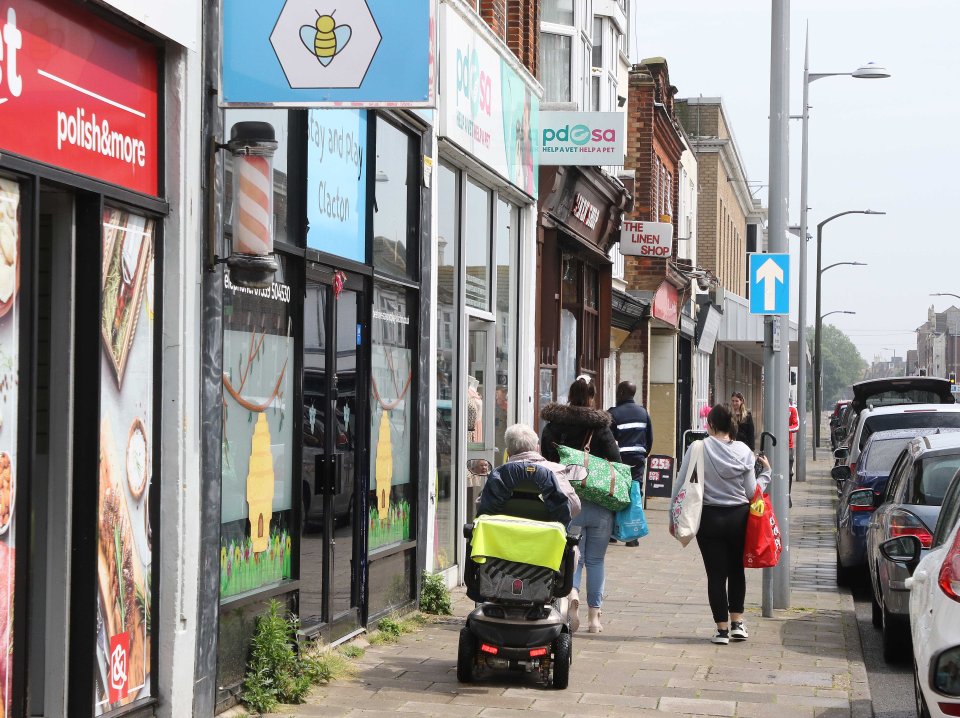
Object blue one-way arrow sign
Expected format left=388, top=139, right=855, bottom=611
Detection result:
left=749, top=253, right=790, bottom=314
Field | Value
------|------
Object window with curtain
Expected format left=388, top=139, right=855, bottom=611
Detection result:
left=591, top=17, right=603, bottom=68
left=542, top=0, right=574, bottom=24
left=541, top=33, right=572, bottom=102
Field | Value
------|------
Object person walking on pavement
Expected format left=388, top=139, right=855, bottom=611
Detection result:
left=673, top=403, right=771, bottom=645
left=541, top=375, right=621, bottom=634
left=608, top=380, right=653, bottom=548
left=730, top=392, right=756, bottom=450
left=788, top=399, right=800, bottom=508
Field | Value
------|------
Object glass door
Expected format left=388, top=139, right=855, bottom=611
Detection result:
left=465, top=320, right=495, bottom=519
left=301, top=272, right=364, bottom=640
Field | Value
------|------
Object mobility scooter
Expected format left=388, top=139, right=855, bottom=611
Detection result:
left=457, top=459, right=579, bottom=689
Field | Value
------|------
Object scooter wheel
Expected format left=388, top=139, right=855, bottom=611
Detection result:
left=457, top=628, right=476, bottom=683
left=552, top=633, right=571, bottom=689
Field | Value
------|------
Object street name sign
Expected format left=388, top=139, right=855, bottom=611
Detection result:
left=749, top=253, right=790, bottom=315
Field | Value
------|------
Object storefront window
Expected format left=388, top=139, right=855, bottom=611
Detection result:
left=542, top=0, right=574, bottom=24
left=464, top=179, right=492, bottom=311
left=219, top=258, right=295, bottom=601
left=96, top=207, right=156, bottom=714
left=369, top=281, right=416, bottom=551
left=435, top=163, right=458, bottom=572
left=493, top=199, right=518, bottom=466
left=0, top=179, right=19, bottom=718
left=373, top=120, right=418, bottom=280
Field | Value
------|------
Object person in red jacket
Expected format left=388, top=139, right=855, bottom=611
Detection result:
left=788, top=400, right=800, bottom=508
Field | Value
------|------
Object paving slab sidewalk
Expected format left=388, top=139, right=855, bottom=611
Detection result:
left=266, top=452, right=870, bottom=718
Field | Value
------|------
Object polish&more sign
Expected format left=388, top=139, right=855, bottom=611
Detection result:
left=538, top=111, right=624, bottom=166
left=0, top=0, right=159, bottom=196
left=619, top=220, right=673, bottom=258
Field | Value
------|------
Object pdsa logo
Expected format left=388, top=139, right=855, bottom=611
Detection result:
left=454, top=43, right=493, bottom=148
left=543, top=124, right=616, bottom=147
left=538, top=112, right=624, bottom=165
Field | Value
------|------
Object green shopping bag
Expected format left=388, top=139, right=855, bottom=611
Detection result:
left=555, top=431, right=632, bottom=511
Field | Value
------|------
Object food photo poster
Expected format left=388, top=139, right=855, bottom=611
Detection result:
left=95, top=208, right=155, bottom=714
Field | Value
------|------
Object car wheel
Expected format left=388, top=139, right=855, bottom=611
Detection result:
left=457, top=628, right=476, bottom=683
left=552, top=633, right=571, bottom=690
left=881, top=595, right=910, bottom=664
left=914, top=657, right=931, bottom=718
left=835, top=552, right=850, bottom=588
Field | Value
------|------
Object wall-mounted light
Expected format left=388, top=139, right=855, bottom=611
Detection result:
left=617, top=95, right=627, bottom=108
left=210, top=121, right=279, bottom=288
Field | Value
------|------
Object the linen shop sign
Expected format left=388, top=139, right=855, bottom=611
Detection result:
left=438, top=2, right=538, bottom=197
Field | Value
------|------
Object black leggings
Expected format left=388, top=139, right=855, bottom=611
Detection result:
left=696, top=504, right=750, bottom=623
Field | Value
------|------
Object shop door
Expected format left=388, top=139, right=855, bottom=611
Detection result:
left=301, top=270, right=365, bottom=641
left=465, top=319, right=495, bottom=519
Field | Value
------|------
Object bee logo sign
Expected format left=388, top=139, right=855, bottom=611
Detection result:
left=222, top=0, right=434, bottom=107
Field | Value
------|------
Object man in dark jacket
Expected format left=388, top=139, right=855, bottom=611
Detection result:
left=608, top=381, right=653, bottom=547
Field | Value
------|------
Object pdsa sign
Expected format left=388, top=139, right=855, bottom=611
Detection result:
left=619, top=221, right=673, bottom=258
left=222, top=0, right=435, bottom=107
left=538, top=111, right=624, bottom=166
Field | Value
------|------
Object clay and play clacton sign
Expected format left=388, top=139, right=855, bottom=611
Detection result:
left=221, top=0, right=435, bottom=107
left=0, top=0, right=159, bottom=196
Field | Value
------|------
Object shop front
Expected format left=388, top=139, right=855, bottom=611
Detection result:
left=0, top=1, right=167, bottom=716
left=432, top=0, right=540, bottom=581
left=209, top=106, right=430, bottom=707
left=536, top=165, right=632, bottom=419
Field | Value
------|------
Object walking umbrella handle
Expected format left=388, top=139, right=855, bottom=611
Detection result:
left=756, top=431, right=777, bottom=477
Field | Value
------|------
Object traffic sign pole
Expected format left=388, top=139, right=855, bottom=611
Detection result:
left=764, top=0, right=791, bottom=615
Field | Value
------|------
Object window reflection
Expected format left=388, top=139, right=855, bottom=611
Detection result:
left=373, top=120, right=417, bottom=280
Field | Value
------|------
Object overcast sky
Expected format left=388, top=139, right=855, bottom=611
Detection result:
left=632, top=0, right=959, bottom=366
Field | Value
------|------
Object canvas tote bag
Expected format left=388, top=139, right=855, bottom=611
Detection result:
left=670, top=440, right=705, bottom=547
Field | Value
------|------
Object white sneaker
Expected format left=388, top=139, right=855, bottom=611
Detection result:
left=730, top=621, right=748, bottom=641
left=711, top=628, right=730, bottom=645
left=568, top=591, right=580, bottom=632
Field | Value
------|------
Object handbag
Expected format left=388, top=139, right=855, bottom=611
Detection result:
left=555, top=431, right=632, bottom=511
left=743, top=485, right=782, bottom=568
left=670, top=440, right=704, bottom=547
left=613, top=480, right=649, bottom=542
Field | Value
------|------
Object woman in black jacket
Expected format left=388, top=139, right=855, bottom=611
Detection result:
left=731, top=392, right=755, bottom=451
left=540, top=375, right=620, bottom=634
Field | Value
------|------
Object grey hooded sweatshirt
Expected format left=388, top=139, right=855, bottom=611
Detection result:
left=672, top=436, right=771, bottom=507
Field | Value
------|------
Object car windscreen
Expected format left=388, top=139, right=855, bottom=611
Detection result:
left=863, top=438, right=915, bottom=474
left=860, top=412, right=960, bottom=450
left=912, top=455, right=960, bottom=506
left=863, top=389, right=949, bottom=409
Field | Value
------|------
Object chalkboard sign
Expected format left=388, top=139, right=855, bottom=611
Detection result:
left=683, top=430, right=709, bottom=452
left=644, top=454, right=675, bottom=500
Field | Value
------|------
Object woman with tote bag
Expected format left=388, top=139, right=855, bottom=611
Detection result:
left=671, top=404, right=771, bottom=645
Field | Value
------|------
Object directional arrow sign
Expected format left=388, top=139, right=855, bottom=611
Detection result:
left=749, top=253, right=790, bottom=315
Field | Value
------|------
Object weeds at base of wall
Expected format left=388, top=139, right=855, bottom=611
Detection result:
left=366, top=612, right=428, bottom=645
left=419, top=570, right=453, bottom=615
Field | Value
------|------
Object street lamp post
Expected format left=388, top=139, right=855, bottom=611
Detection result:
left=796, top=28, right=888, bottom=467
left=813, top=210, right=885, bottom=451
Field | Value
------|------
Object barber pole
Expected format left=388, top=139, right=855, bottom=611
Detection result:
left=235, top=155, right=273, bottom=256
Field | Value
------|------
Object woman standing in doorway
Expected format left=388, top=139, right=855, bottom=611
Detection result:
left=541, top=375, right=620, bottom=634
left=731, top=392, right=755, bottom=451
left=674, top=404, right=771, bottom=644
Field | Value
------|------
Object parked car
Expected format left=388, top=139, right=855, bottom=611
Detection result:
left=833, top=377, right=956, bottom=463
left=834, top=428, right=948, bottom=586
left=866, top=431, right=960, bottom=661
left=832, top=402, right=853, bottom=451
left=835, top=403, right=960, bottom=477
left=830, top=400, right=852, bottom=449
left=879, top=467, right=960, bottom=718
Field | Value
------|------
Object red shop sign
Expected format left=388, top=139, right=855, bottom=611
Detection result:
left=652, top=280, right=680, bottom=326
left=0, top=0, right=159, bottom=196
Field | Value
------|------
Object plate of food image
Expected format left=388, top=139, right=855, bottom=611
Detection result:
left=0, top=452, right=13, bottom=536
left=126, top=418, right=148, bottom=502
left=0, top=179, right=20, bottom=320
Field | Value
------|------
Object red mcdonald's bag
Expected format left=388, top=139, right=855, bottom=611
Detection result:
left=743, top=485, right=782, bottom=568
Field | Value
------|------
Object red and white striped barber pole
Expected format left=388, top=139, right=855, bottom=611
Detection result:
left=227, top=121, right=279, bottom=288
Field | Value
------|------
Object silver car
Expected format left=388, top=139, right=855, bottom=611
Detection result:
left=866, top=431, right=960, bottom=663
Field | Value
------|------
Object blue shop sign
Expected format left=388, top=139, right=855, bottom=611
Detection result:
left=307, top=109, right=367, bottom=262
left=222, top=0, right=435, bottom=107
